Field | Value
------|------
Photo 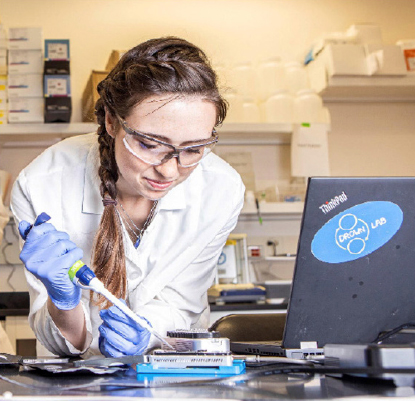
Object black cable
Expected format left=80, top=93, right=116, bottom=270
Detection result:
left=373, top=322, right=415, bottom=344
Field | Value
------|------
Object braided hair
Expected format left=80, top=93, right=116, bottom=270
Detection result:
left=91, top=37, right=227, bottom=307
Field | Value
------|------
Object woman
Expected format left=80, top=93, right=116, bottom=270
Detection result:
left=11, top=37, right=245, bottom=357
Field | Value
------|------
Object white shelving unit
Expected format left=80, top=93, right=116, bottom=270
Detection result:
left=319, top=74, right=415, bottom=102
left=216, top=122, right=293, bottom=145
left=241, top=201, right=304, bottom=218
left=0, top=121, right=294, bottom=146
left=0, top=122, right=98, bottom=145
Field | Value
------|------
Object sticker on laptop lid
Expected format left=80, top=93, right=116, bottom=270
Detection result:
left=311, top=201, right=403, bottom=263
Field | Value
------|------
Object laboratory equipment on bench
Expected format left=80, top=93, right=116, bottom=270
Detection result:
left=215, top=233, right=249, bottom=284
left=136, top=329, right=245, bottom=375
left=208, top=283, right=266, bottom=304
left=23, top=212, right=173, bottom=350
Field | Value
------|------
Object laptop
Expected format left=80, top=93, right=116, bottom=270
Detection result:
left=231, top=177, right=415, bottom=357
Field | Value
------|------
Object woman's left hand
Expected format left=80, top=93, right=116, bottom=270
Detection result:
left=98, top=300, right=151, bottom=357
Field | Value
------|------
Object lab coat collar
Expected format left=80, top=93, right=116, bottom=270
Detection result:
left=82, top=141, right=189, bottom=214
left=83, top=142, right=103, bottom=215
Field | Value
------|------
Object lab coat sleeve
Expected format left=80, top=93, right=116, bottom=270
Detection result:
left=0, top=197, right=8, bottom=244
left=11, top=171, right=94, bottom=356
left=137, top=178, right=245, bottom=350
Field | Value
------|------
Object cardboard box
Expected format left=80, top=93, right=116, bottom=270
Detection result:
left=45, top=39, right=70, bottom=60
left=105, top=50, right=126, bottom=71
left=0, top=95, right=8, bottom=110
left=44, top=96, right=71, bottom=123
left=8, top=97, right=43, bottom=123
left=82, top=70, right=108, bottom=122
left=307, top=44, right=370, bottom=93
left=8, top=27, right=43, bottom=50
left=8, top=49, right=43, bottom=74
left=397, top=40, right=415, bottom=72
left=365, top=44, right=407, bottom=76
left=347, top=24, right=383, bottom=45
left=323, top=44, right=369, bottom=76
left=44, top=75, right=71, bottom=97
left=44, top=59, right=70, bottom=75
left=8, top=74, right=43, bottom=97
left=0, top=25, right=6, bottom=49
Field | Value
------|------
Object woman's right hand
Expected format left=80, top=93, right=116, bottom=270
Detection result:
left=19, top=221, right=83, bottom=311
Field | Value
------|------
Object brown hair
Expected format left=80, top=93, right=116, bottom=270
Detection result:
left=92, top=37, right=227, bottom=307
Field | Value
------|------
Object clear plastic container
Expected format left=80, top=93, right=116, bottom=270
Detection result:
left=263, top=90, right=294, bottom=123
left=284, top=61, right=310, bottom=95
left=257, top=58, right=285, bottom=101
left=241, top=97, right=260, bottom=123
left=231, top=62, right=256, bottom=98
left=223, top=90, right=244, bottom=123
left=293, top=89, right=323, bottom=124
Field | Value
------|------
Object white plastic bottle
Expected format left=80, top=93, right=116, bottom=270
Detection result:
left=231, top=62, right=256, bottom=98
left=263, top=90, right=294, bottom=123
left=293, top=89, right=323, bottom=124
left=223, top=90, right=244, bottom=123
left=284, top=61, right=310, bottom=95
left=257, top=58, right=285, bottom=101
left=241, top=97, right=260, bottom=123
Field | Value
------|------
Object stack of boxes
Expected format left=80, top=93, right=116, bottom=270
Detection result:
left=7, top=27, right=44, bottom=123
left=44, top=39, right=71, bottom=122
left=0, top=25, right=7, bottom=124
left=82, top=50, right=124, bottom=122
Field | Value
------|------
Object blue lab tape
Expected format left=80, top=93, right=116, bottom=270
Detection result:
left=136, top=359, right=245, bottom=375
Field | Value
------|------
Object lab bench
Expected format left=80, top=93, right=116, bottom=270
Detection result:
left=0, top=362, right=413, bottom=400
left=209, top=301, right=287, bottom=326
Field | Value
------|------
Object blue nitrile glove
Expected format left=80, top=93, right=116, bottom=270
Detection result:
left=19, top=220, right=83, bottom=311
left=98, top=300, right=151, bottom=357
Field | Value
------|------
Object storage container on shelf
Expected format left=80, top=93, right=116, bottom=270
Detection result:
left=263, top=89, right=294, bottom=123
left=231, top=62, right=256, bottom=98
left=346, top=24, right=382, bottom=45
left=293, top=89, right=323, bottom=124
left=257, top=57, right=285, bottom=101
left=284, top=61, right=310, bottom=95
left=213, top=62, right=230, bottom=87
left=396, top=40, right=415, bottom=72
left=241, top=97, right=260, bottom=123
left=223, top=90, right=244, bottom=123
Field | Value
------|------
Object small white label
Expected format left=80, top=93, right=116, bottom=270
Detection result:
left=47, top=78, right=68, bottom=95
left=47, top=43, right=69, bottom=59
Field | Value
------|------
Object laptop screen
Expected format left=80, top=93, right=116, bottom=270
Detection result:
left=283, top=177, right=415, bottom=349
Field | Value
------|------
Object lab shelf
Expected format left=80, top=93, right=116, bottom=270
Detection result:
left=317, top=74, right=415, bottom=102
left=241, top=202, right=304, bottom=215
left=0, top=122, right=98, bottom=145
left=0, top=122, right=299, bottom=146
left=264, top=256, right=296, bottom=261
left=216, top=122, right=293, bottom=145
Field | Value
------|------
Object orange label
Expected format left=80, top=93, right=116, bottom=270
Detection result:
left=403, top=49, right=415, bottom=71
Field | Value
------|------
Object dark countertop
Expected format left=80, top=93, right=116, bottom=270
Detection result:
left=0, top=363, right=409, bottom=399
left=0, top=292, right=30, bottom=317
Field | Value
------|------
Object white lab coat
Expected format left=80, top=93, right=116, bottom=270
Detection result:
left=11, top=133, right=245, bottom=357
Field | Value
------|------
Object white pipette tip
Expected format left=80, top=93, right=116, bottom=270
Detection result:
left=90, top=278, right=174, bottom=350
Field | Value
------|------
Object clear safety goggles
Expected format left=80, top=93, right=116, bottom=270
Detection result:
left=119, top=119, right=218, bottom=168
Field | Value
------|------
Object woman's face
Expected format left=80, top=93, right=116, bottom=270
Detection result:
left=107, top=94, right=217, bottom=201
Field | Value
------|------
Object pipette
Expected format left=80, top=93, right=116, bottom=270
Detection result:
left=24, top=212, right=174, bottom=350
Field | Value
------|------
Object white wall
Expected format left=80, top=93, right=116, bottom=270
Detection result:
left=1, top=0, right=415, bottom=194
